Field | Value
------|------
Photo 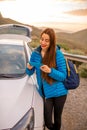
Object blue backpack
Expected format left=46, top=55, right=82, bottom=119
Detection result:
left=64, top=59, right=80, bottom=90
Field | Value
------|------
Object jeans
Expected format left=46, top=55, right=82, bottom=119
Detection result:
left=44, top=95, right=67, bottom=130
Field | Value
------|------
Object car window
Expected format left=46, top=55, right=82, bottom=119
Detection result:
left=0, top=25, right=31, bottom=37
left=0, top=44, right=26, bottom=77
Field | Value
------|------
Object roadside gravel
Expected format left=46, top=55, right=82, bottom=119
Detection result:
left=61, top=78, right=87, bottom=130
left=45, top=78, right=87, bottom=130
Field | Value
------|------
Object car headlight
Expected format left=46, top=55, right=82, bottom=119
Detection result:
left=11, top=107, right=34, bottom=130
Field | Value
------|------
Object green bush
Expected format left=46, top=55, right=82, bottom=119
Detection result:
left=30, top=39, right=39, bottom=48
left=57, top=43, right=69, bottom=51
left=67, top=49, right=85, bottom=55
left=78, top=63, right=87, bottom=78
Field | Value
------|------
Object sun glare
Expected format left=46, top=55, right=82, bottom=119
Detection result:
left=0, top=0, right=55, bottom=23
left=0, top=0, right=87, bottom=31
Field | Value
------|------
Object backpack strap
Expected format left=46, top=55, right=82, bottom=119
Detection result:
left=66, top=59, right=70, bottom=76
left=74, top=64, right=78, bottom=74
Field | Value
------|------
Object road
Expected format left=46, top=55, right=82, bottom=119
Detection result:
left=45, top=78, right=87, bottom=130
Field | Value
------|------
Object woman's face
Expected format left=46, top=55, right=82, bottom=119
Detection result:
left=40, top=33, right=50, bottom=51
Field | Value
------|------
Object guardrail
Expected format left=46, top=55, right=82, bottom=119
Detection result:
left=63, top=52, right=87, bottom=63
left=32, top=47, right=87, bottom=63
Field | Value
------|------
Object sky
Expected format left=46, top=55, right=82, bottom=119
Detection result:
left=0, top=0, right=87, bottom=32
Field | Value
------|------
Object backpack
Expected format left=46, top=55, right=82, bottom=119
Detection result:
left=64, top=59, right=80, bottom=90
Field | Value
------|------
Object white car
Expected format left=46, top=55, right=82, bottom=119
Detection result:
left=0, top=24, right=44, bottom=130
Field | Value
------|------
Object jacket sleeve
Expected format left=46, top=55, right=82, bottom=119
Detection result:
left=26, top=67, right=35, bottom=76
left=26, top=51, right=36, bottom=76
left=48, top=50, right=67, bottom=81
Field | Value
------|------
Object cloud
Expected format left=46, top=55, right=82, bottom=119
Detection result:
left=72, top=0, right=87, bottom=2
left=65, top=9, right=87, bottom=16
left=0, top=0, right=15, bottom=1
left=58, top=0, right=87, bottom=2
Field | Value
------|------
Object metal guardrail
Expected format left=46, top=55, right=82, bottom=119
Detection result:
left=31, top=47, right=87, bottom=63
left=63, top=52, right=87, bottom=63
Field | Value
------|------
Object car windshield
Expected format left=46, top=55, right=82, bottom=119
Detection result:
left=0, top=44, right=26, bottom=78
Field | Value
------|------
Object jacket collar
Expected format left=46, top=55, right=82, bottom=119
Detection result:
left=34, top=45, right=60, bottom=53
left=34, top=45, right=42, bottom=53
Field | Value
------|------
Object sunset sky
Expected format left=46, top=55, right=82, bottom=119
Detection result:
left=0, top=0, right=87, bottom=32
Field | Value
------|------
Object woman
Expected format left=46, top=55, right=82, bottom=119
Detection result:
left=26, top=28, right=68, bottom=130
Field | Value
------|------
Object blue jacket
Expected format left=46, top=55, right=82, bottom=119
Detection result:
left=26, top=46, right=68, bottom=99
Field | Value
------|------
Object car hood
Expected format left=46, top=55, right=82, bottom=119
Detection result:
left=0, top=76, right=34, bottom=129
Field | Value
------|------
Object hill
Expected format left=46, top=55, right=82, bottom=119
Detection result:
left=0, top=13, right=41, bottom=38
left=0, top=13, right=87, bottom=54
left=0, top=13, right=22, bottom=25
left=56, top=29, right=87, bottom=52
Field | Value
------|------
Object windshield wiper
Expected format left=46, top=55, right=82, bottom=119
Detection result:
left=0, top=73, right=25, bottom=78
left=0, top=74, right=15, bottom=78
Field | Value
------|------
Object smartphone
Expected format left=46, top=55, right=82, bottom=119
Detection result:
left=29, top=61, right=43, bottom=68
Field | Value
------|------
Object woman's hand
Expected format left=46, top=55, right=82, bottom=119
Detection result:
left=40, top=65, right=51, bottom=73
left=27, top=63, right=33, bottom=70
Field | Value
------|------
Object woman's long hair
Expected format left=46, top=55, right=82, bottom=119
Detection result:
left=41, top=28, right=56, bottom=84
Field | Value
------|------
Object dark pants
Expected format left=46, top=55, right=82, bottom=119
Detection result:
left=44, top=95, right=67, bottom=130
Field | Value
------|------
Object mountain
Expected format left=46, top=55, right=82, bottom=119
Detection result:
left=0, top=13, right=22, bottom=25
left=0, top=12, right=41, bottom=38
left=56, top=29, right=87, bottom=53
left=0, top=13, right=87, bottom=54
